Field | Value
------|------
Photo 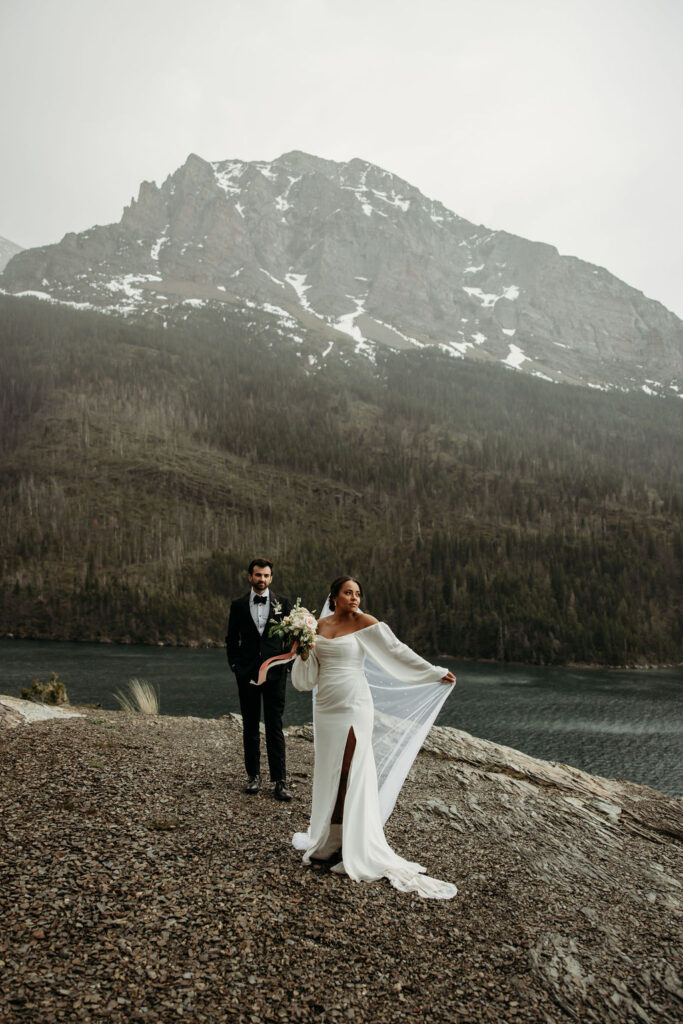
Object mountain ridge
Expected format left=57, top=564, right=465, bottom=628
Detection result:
left=2, top=150, right=681, bottom=397
left=0, top=234, right=23, bottom=273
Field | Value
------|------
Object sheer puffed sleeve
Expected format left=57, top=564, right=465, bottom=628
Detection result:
left=356, top=623, right=447, bottom=684
left=291, top=649, right=320, bottom=691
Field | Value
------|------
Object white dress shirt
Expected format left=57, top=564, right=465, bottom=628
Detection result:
left=250, top=589, right=270, bottom=635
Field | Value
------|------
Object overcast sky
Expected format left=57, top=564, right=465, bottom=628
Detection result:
left=2, top=0, right=681, bottom=316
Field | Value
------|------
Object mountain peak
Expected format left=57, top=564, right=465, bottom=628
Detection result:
left=275, top=149, right=339, bottom=171
left=1, top=151, right=681, bottom=397
left=0, top=234, right=24, bottom=273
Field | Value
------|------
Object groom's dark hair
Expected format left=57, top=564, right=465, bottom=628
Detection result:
left=248, top=557, right=273, bottom=574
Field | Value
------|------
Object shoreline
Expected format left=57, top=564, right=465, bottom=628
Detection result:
left=1, top=633, right=679, bottom=672
left=2, top=695, right=682, bottom=801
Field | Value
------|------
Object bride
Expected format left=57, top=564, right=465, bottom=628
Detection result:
left=291, top=576, right=457, bottom=900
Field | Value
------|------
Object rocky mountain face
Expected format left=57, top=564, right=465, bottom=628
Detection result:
left=2, top=151, right=681, bottom=395
left=0, top=234, right=23, bottom=272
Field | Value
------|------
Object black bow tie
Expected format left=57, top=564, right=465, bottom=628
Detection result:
left=253, top=595, right=268, bottom=604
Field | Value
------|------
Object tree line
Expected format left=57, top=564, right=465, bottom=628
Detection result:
left=0, top=294, right=681, bottom=665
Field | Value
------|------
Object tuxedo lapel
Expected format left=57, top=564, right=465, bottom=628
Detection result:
left=239, top=593, right=260, bottom=638
left=237, top=591, right=286, bottom=644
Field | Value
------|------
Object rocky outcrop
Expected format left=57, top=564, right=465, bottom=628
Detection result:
left=2, top=152, right=681, bottom=395
left=416, top=726, right=683, bottom=1022
left=0, top=708, right=680, bottom=1022
left=0, top=694, right=84, bottom=728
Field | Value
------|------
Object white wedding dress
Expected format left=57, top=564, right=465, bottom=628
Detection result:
left=291, top=622, right=457, bottom=900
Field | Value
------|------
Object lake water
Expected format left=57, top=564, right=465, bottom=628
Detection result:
left=1, top=639, right=681, bottom=796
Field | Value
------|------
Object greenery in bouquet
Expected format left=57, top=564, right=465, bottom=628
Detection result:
left=268, top=598, right=318, bottom=656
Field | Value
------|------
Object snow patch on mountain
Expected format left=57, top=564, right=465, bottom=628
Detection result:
left=255, top=162, right=277, bottom=181
left=106, top=274, right=161, bottom=296
left=260, top=268, right=286, bottom=288
left=285, top=272, right=314, bottom=312
left=339, top=166, right=412, bottom=220
left=333, top=297, right=367, bottom=346
left=103, top=274, right=163, bottom=315
left=438, top=343, right=464, bottom=359
left=450, top=341, right=472, bottom=356
left=273, top=175, right=301, bottom=213
left=212, top=161, right=245, bottom=196
left=8, top=289, right=95, bottom=312
left=151, top=227, right=169, bottom=262
left=503, top=344, right=529, bottom=369
left=373, top=317, right=424, bottom=348
left=464, top=284, right=521, bottom=308
left=261, top=302, right=298, bottom=329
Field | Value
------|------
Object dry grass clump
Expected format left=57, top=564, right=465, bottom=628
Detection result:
left=114, top=677, right=159, bottom=715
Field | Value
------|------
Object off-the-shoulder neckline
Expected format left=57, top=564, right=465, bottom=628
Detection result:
left=315, top=622, right=383, bottom=641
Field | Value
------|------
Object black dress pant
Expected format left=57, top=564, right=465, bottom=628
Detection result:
left=236, top=671, right=287, bottom=781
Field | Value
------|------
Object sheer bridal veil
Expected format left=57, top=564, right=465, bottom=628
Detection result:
left=306, top=597, right=452, bottom=823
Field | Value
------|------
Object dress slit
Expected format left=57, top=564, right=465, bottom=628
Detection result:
left=331, top=726, right=356, bottom=824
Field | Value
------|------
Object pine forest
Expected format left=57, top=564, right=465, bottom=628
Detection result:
left=0, top=294, right=681, bottom=666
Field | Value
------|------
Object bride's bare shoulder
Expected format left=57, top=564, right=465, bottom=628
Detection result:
left=355, top=613, right=379, bottom=628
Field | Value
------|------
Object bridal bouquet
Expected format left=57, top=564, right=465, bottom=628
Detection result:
left=254, top=599, right=317, bottom=685
left=268, top=598, right=318, bottom=658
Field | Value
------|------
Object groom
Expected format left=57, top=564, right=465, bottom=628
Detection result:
left=226, top=557, right=292, bottom=801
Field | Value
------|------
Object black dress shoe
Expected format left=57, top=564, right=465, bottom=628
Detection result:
left=244, top=774, right=261, bottom=794
left=273, top=780, right=292, bottom=802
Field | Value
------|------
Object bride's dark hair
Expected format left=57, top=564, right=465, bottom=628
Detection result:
left=327, top=575, right=363, bottom=612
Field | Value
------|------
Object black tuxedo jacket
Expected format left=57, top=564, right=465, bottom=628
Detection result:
left=225, top=592, right=291, bottom=681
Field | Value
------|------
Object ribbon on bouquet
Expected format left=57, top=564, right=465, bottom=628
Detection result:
left=252, top=641, right=300, bottom=686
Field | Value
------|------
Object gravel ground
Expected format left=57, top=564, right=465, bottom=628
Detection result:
left=1, top=709, right=681, bottom=1024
